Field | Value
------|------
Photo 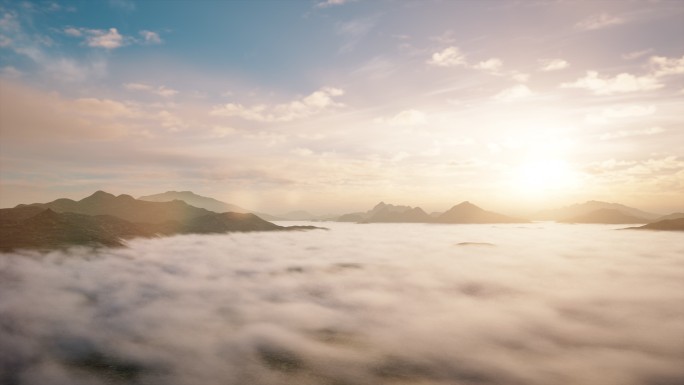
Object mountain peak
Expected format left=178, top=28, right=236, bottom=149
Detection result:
left=81, top=190, right=116, bottom=201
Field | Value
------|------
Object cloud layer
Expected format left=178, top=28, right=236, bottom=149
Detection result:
left=1, top=223, right=683, bottom=385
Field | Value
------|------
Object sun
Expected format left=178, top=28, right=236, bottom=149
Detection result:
left=511, top=158, right=580, bottom=195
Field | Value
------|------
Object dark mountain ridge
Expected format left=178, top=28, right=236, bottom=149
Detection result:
left=1, top=192, right=323, bottom=252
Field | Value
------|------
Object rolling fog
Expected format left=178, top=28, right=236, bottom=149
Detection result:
left=1, top=223, right=683, bottom=385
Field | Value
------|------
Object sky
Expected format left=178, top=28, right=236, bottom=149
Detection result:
left=0, top=0, right=683, bottom=215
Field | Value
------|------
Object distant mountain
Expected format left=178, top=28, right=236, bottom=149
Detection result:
left=138, top=190, right=282, bottom=221
left=139, top=191, right=249, bottom=213
left=560, top=208, right=647, bottom=224
left=336, top=201, right=525, bottom=224
left=435, top=202, right=527, bottom=224
left=535, top=200, right=659, bottom=221
left=652, top=212, right=684, bottom=222
left=626, top=218, right=684, bottom=231
left=337, top=202, right=430, bottom=223
left=1, top=192, right=324, bottom=251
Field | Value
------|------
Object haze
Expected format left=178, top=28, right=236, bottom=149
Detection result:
left=1, top=0, right=683, bottom=215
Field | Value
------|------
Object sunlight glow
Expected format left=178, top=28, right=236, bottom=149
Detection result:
left=512, top=158, right=580, bottom=195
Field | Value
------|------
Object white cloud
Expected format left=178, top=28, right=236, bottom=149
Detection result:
left=85, top=27, right=124, bottom=49
left=473, top=58, right=503, bottom=73
left=63, top=27, right=81, bottom=37
left=575, top=13, right=624, bottom=31
left=585, top=105, right=656, bottom=124
left=1, top=225, right=683, bottom=385
left=493, top=84, right=533, bottom=102
left=427, top=46, right=466, bottom=67
left=539, top=58, right=569, bottom=71
left=375, top=109, right=428, bottom=126
left=600, top=126, right=665, bottom=140
left=211, top=87, right=344, bottom=122
left=124, top=82, right=179, bottom=98
left=650, top=55, right=684, bottom=77
left=561, top=71, right=662, bottom=95
left=139, top=30, right=162, bottom=44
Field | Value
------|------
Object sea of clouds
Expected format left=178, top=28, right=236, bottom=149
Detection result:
left=1, top=222, right=683, bottom=385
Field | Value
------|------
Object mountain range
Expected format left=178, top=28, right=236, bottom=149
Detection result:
left=534, top=200, right=659, bottom=222
left=138, top=191, right=332, bottom=221
left=0, top=191, right=322, bottom=251
left=337, top=201, right=526, bottom=224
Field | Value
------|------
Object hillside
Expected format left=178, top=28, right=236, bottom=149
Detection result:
left=627, top=218, right=684, bottom=231
left=1, top=192, right=324, bottom=251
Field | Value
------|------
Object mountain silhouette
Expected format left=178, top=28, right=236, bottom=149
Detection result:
left=535, top=200, right=658, bottom=221
left=138, top=190, right=282, bottom=221
left=2, top=192, right=324, bottom=251
left=337, top=201, right=525, bottom=224
left=337, top=202, right=430, bottom=223
left=139, top=190, right=249, bottom=213
left=652, top=212, right=684, bottom=222
left=626, top=218, right=684, bottom=231
left=26, top=190, right=215, bottom=224
left=560, top=208, right=647, bottom=224
left=435, top=201, right=527, bottom=224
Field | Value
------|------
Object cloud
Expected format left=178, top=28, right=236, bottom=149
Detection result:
left=539, top=58, right=569, bottom=71
left=622, top=49, right=652, bottom=60
left=0, top=65, right=21, bottom=78
left=473, top=58, right=503, bottom=73
left=85, top=27, right=124, bottom=49
left=316, top=0, right=354, bottom=8
left=600, top=126, right=665, bottom=140
left=139, top=30, right=162, bottom=44
left=493, top=84, right=533, bottom=101
left=575, top=13, right=625, bottom=31
left=561, top=71, right=662, bottom=95
left=585, top=105, right=656, bottom=124
left=375, top=109, right=428, bottom=126
left=1, top=224, right=683, bottom=385
left=650, top=55, right=684, bottom=77
left=427, top=46, right=466, bottom=67
left=335, top=18, right=375, bottom=53
left=0, top=80, right=133, bottom=141
left=124, top=82, right=179, bottom=98
left=63, top=27, right=81, bottom=37
left=211, top=87, right=344, bottom=122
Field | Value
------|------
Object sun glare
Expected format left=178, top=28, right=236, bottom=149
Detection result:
left=512, top=158, right=580, bottom=195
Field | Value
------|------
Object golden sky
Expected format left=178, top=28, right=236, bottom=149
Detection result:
left=1, top=0, right=683, bottom=214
